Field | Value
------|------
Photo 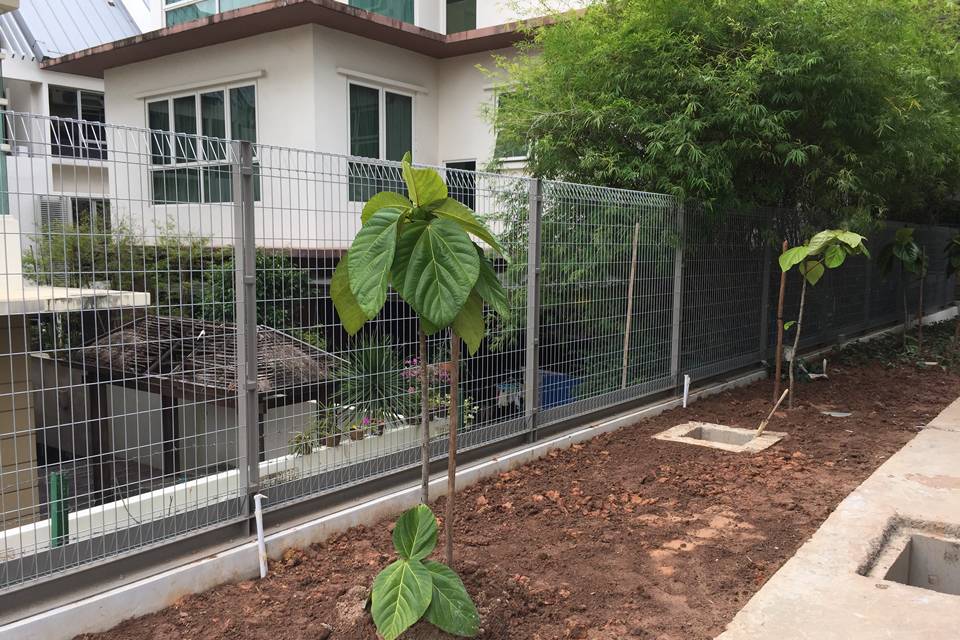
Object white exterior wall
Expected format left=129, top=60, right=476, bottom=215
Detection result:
left=100, top=23, right=505, bottom=248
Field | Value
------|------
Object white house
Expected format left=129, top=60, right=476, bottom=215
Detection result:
left=0, top=0, right=163, bottom=237
left=38, top=0, right=588, bottom=249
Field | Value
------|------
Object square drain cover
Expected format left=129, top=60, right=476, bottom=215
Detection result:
left=861, top=522, right=960, bottom=596
left=652, top=421, right=784, bottom=453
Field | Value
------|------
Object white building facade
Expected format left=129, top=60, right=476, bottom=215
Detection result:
left=39, top=0, right=588, bottom=248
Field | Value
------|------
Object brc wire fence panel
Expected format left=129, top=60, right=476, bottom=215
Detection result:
left=0, top=112, right=250, bottom=591
left=534, top=181, right=678, bottom=428
left=0, top=110, right=956, bottom=596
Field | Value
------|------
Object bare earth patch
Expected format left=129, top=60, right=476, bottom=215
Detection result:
left=78, top=361, right=960, bottom=640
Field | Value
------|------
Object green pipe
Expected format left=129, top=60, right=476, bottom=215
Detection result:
left=49, top=472, right=69, bottom=547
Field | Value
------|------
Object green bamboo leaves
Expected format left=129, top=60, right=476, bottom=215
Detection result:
left=371, top=505, right=479, bottom=640
left=332, top=152, right=507, bottom=354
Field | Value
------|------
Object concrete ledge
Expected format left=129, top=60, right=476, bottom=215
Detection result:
left=0, top=369, right=763, bottom=640
left=717, top=397, right=960, bottom=640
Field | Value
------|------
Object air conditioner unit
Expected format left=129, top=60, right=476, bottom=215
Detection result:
left=38, top=195, right=70, bottom=229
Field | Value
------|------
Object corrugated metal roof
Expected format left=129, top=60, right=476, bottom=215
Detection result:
left=0, top=11, right=35, bottom=60
left=1, top=0, right=141, bottom=62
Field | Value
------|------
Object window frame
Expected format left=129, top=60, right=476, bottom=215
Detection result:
left=346, top=79, right=416, bottom=164
left=444, top=159, right=477, bottom=210
left=48, top=86, right=107, bottom=160
left=144, top=80, right=259, bottom=205
left=346, top=79, right=416, bottom=202
left=347, top=0, right=416, bottom=23
left=493, top=92, right=528, bottom=162
left=445, top=0, right=476, bottom=34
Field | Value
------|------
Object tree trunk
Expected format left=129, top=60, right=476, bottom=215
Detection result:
left=788, top=279, right=806, bottom=410
left=419, top=325, right=430, bottom=505
left=445, top=332, right=461, bottom=566
left=773, top=240, right=788, bottom=402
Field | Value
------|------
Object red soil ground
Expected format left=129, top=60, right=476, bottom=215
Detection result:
left=80, top=361, right=959, bottom=640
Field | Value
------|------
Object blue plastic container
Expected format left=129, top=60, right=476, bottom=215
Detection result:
left=538, top=370, right=580, bottom=409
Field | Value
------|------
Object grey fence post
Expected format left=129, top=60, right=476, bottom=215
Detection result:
left=669, top=204, right=685, bottom=389
left=232, top=140, right=259, bottom=502
left=524, top=178, right=543, bottom=442
left=862, top=256, right=873, bottom=332
left=758, top=241, right=773, bottom=361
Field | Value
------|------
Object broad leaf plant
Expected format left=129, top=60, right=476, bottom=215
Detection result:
left=778, top=230, right=869, bottom=406
left=371, top=505, right=479, bottom=639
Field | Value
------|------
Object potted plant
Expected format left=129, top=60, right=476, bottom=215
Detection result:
left=316, top=413, right=343, bottom=448
left=332, top=336, right=415, bottom=435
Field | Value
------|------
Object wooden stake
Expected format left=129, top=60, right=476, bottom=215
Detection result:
left=773, top=240, right=788, bottom=401
left=757, top=388, right=790, bottom=437
left=445, top=332, right=460, bottom=567
left=622, top=223, right=641, bottom=389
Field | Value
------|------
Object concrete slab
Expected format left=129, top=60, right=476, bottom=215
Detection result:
left=717, top=401, right=960, bottom=640
left=926, top=396, right=960, bottom=433
left=653, top=421, right=785, bottom=453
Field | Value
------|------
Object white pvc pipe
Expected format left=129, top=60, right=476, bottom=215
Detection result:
left=254, top=494, right=268, bottom=579
left=682, top=374, right=691, bottom=408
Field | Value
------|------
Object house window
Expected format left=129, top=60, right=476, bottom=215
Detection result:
left=71, top=198, right=111, bottom=230
left=446, top=0, right=475, bottom=33
left=164, top=0, right=264, bottom=27
left=445, top=161, right=476, bottom=210
left=348, top=82, right=413, bottom=202
left=348, top=0, right=414, bottom=23
left=147, top=84, right=258, bottom=204
left=493, top=93, right=527, bottom=160
left=48, top=87, right=106, bottom=159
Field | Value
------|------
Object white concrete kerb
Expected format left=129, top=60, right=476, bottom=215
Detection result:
left=0, top=369, right=764, bottom=640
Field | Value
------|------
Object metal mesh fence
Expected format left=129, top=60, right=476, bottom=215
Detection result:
left=0, top=111, right=955, bottom=594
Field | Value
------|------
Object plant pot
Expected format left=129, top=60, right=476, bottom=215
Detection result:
left=322, top=434, right=342, bottom=448
left=349, top=428, right=366, bottom=442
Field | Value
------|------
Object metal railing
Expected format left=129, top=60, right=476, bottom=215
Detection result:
left=0, top=111, right=955, bottom=595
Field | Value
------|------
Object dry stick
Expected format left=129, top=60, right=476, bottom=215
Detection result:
left=446, top=331, right=461, bottom=567
left=773, top=240, right=788, bottom=402
left=419, top=325, right=429, bottom=505
left=621, top=222, right=641, bottom=389
left=788, top=278, right=806, bottom=410
left=756, top=388, right=790, bottom=437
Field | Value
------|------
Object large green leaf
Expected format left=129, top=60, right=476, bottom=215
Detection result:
left=474, top=249, right=508, bottom=318
left=423, top=560, right=480, bottom=638
left=402, top=152, right=447, bottom=207
left=430, top=198, right=506, bottom=256
left=453, top=290, right=485, bottom=356
left=779, top=245, right=809, bottom=272
left=331, top=259, right=368, bottom=335
left=805, top=230, right=835, bottom=256
left=800, top=259, right=825, bottom=286
left=823, top=243, right=846, bottom=268
left=398, top=217, right=480, bottom=328
left=348, top=208, right=402, bottom=317
left=371, top=559, right=433, bottom=640
left=362, top=191, right=413, bottom=225
left=392, top=504, right=438, bottom=561
left=837, top=230, right=867, bottom=250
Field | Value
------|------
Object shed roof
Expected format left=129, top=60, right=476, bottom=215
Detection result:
left=65, top=314, right=342, bottom=404
left=1, top=0, right=140, bottom=62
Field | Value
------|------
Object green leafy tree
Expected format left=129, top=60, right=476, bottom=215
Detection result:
left=878, top=228, right=928, bottom=351
left=194, top=250, right=323, bottom=347
left=370, top=505, right=479, bottom=640
left=331, top=152, right=507, bottom=564
left=492, top=0, right=960, bottom=224
left=778, top=230, right=869, bottom=406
